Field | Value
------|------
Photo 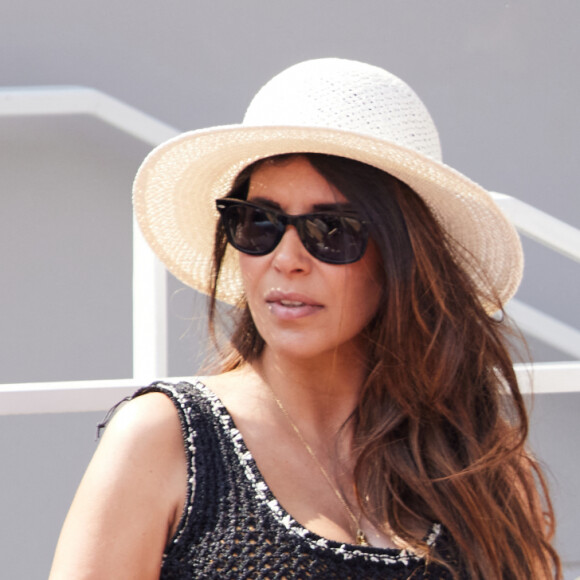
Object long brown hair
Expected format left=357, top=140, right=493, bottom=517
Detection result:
left=209, top=153, right=560, bottom=579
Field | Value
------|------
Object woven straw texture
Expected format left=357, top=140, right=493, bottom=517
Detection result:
left=133, top=58, right=523, bottom=312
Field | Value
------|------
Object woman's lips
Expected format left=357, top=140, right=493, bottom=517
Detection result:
left=265, top=290, right=323, bottom=320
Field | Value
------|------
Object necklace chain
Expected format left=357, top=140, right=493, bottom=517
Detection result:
left=265, top=382, right=370, bottom=547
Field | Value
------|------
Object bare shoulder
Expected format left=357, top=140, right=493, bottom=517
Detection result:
left=94, top=391, right=187, bottom=483
left=202, top=367, right=262, bottom=410
left=95, top=390, right=188, bottom=515
left=49, top=391, right=187, bottom=579
left=102, top=390, right=183, bottom=445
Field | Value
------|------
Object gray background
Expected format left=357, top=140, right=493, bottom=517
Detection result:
left=1, top=1, right=578, bottom=578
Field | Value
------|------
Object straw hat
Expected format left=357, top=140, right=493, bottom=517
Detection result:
left=133, top=58, right=522, bottom=311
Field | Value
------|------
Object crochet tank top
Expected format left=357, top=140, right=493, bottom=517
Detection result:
left=128, top=380, right=460, bottom=579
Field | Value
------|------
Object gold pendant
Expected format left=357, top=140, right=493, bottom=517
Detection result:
left=356, top=529, right=369, bottom=546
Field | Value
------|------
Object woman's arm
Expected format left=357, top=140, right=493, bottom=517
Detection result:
left=49, top=392, right=188, bottom=580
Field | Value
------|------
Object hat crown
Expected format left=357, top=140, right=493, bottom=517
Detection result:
left=243, top=58, right=442, bottom=162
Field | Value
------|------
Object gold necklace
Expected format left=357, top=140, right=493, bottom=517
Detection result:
left=264, top=382, right=370, bottom=547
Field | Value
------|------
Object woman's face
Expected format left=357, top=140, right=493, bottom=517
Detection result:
left=238, top=156, right=383, bottom=362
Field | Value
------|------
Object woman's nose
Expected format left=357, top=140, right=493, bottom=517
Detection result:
left=271, top=226, right=312, bottom=274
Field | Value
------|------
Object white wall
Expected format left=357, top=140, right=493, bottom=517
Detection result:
left=1, top=1, right=579, bottom=577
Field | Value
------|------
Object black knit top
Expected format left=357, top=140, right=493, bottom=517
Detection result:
left=128, top=380, right=460, bottom=579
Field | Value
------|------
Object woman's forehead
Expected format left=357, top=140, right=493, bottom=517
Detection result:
left=247, top=156, right=348, bottom=209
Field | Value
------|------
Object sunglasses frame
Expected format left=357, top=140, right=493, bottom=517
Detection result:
left=215, top=198, right=369, bottom=265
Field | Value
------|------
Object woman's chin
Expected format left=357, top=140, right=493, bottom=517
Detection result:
left=260, top=332, right=364, bottom=366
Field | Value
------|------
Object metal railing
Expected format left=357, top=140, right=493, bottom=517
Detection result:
left=0, top=86, right=578, bottom=415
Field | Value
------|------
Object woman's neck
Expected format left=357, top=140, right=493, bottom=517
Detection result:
left=250, top=346, right=368, bottom=440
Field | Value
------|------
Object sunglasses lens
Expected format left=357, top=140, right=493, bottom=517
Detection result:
left=224, top=204, right=280, bottom=254
left=302, top=215, right=367, bottom=264
left=218, top=199, right=368, bottom=264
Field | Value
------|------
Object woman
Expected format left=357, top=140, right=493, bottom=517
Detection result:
left=50, top=58, right=560, bottom=579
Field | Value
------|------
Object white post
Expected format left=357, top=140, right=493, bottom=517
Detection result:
left=132, top=218, right=168, bottom=381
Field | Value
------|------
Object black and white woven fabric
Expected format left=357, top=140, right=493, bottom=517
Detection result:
left=122, top=380, right=461, bottom=579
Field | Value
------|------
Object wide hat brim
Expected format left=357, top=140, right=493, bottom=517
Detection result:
left=133, top=123, right=523, bottom=313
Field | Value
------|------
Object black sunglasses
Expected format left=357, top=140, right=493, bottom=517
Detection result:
left=215, top=198, right=369, bottom=265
